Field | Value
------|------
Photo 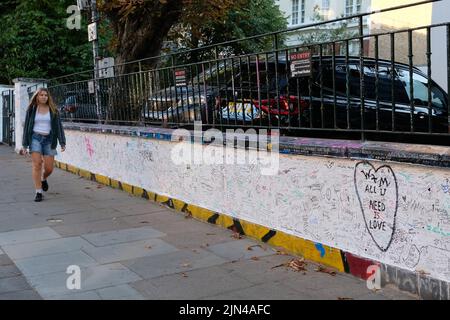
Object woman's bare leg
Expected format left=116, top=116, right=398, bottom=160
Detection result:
left=31, top=152, right=43, bottom=190
left=42, top=156, right=54, bottom=180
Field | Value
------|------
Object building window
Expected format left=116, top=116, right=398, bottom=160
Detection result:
left=346, top=0, right=362, bottom=16
left=346, top=0, right=354, bottom=16
left=292, top=0, right=299, bottom=25
left=356, top=0, right=362, bottom=13
left=301, top=0, right=305, bottom=23
left=321, top=0, right=330, bottom=19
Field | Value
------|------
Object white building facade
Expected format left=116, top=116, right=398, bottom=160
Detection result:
left=275, top=0, right=371, bottom=54
left=275, top=0, right=450, bottom=91
left=276, top=0, right=369, bottom=27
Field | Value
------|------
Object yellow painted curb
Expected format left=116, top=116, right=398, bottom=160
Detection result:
left=95, top=174, right=110, bottom=186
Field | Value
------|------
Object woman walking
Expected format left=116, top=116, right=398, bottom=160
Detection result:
left=21, top=88, right=66, bottom=202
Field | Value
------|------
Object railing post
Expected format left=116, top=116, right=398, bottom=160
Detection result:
left=408, top=30, right=415, bottom=133
left=447, top=24, right=450, bottom=133
left=273, top=33, right=279, bottom=51
left=359, top=15, right=365, bottom=141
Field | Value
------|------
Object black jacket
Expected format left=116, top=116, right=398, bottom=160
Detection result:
left=22, top=105, right=66, bottom=150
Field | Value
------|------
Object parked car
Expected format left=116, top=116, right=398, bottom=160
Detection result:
left=141, top=85, right=216, bottom=125
left=295, top=56, right=448, bottom=132
left=141, top=55, right=449, bottom=133
left=59, top=91, right=100, bottom=121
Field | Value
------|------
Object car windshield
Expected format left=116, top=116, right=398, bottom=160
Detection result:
left=189, top=55, right=287, bottom=86
left=65, top=95, right=76, bottom=104
left=397, top=69, right=447, bottom=109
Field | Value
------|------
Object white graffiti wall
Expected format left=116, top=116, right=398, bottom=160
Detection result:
left=57, top=130, right=450, bottom=282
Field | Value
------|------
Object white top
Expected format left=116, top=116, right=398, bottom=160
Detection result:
left=33, top=108, right=51, bottom=135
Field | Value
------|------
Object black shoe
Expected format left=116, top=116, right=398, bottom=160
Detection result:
left=42, top=180, right=48, bottom=192
left=34, top=193, right=43, bottom=202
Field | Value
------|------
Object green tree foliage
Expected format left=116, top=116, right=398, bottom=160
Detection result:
left=0, top=0, right=287, bottom=82
left=168, top=0, right=288, bottom=63
left=0, top=0, right=92, bottom=84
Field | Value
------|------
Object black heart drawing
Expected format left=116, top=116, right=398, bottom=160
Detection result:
left=354, top=161, right=398, bottom=252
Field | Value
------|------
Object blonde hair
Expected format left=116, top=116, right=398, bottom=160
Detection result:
left=28, top=88, right=58, bottom=114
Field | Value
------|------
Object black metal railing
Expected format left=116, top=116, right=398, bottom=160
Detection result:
left=34, top=0, right=449, bottom=145
left=27, top=83, right=48, bottom=100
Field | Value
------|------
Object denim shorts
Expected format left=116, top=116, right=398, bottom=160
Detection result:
left=30, top=132, right=57, bottom=156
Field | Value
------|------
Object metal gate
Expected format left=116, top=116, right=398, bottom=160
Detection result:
left=2, top=90, right=15, bottom=146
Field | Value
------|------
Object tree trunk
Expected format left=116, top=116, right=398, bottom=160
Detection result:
left=101, top=0, right=183, bottom=124
left=106, top=0, right=183, bottom=74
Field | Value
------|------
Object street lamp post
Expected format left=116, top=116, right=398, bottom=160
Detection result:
left=88, top=0, right=102, bottom=123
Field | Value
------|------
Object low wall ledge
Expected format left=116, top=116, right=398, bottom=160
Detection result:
left=63, top=122, right=450, bottom=168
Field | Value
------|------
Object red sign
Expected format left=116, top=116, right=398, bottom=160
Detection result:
left=175, top=70, right=186, bottom=77
left=175, top=69, right=187, bottom=86
left=289, top=50, right=312, bottom=78
left=289, top=52, right=311, bottom=61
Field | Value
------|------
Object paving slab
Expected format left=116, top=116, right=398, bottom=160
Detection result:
left=82, top=238, right=178, bottom=264
left=0, top=289, right=42, bottom=300
left=96, top=284, right=145, bottom=300
left=0, top=264, right=22, bottom=279
left=123, top=248, right=227, bottom=279
left=206, top=239, right=274, bottom=262
left=82, top=227, right=165, bottom=247
left=2, top=237, right=94, bottom=260
left=0, top=227, right=61, bottom=246
left=51, top=218, right=133, bottom=237
left=130, top=265, right=255, bottom=300
left=0, top=276, right=31, bottom=294
left=15, top=250, right=98, bottom=277
left=28, top=263, right=142, bottom=298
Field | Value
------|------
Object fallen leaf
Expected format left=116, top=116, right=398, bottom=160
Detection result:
left=288, top=258, right=307, bottom=272
left=275, top=250, right=289, bottom=255
left=185, top=212, right=193, bottom=219
left=231, top=233, right=242, bottom=240
left=96, top=185, right=104, bottom=189
left=271, top=258, right=307, bottom=272
left=181, top=273, right=188, bottom=278
left=315, top=265, right=336, bottom=276
left=181, top=263, right=191, bottom=268
left=140, top=221, right=149, bottom=224
left=247, top=245, right=262, bottom=251
left=250, top=257, right=260, bottom=261
left=145, top=246, right=152, bottom=250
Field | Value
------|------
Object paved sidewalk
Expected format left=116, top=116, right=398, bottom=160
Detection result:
left=0, top=144, right=416, bottom=300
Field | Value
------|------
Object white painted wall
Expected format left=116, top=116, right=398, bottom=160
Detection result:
left=56, top=129, right=450, bottom=283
